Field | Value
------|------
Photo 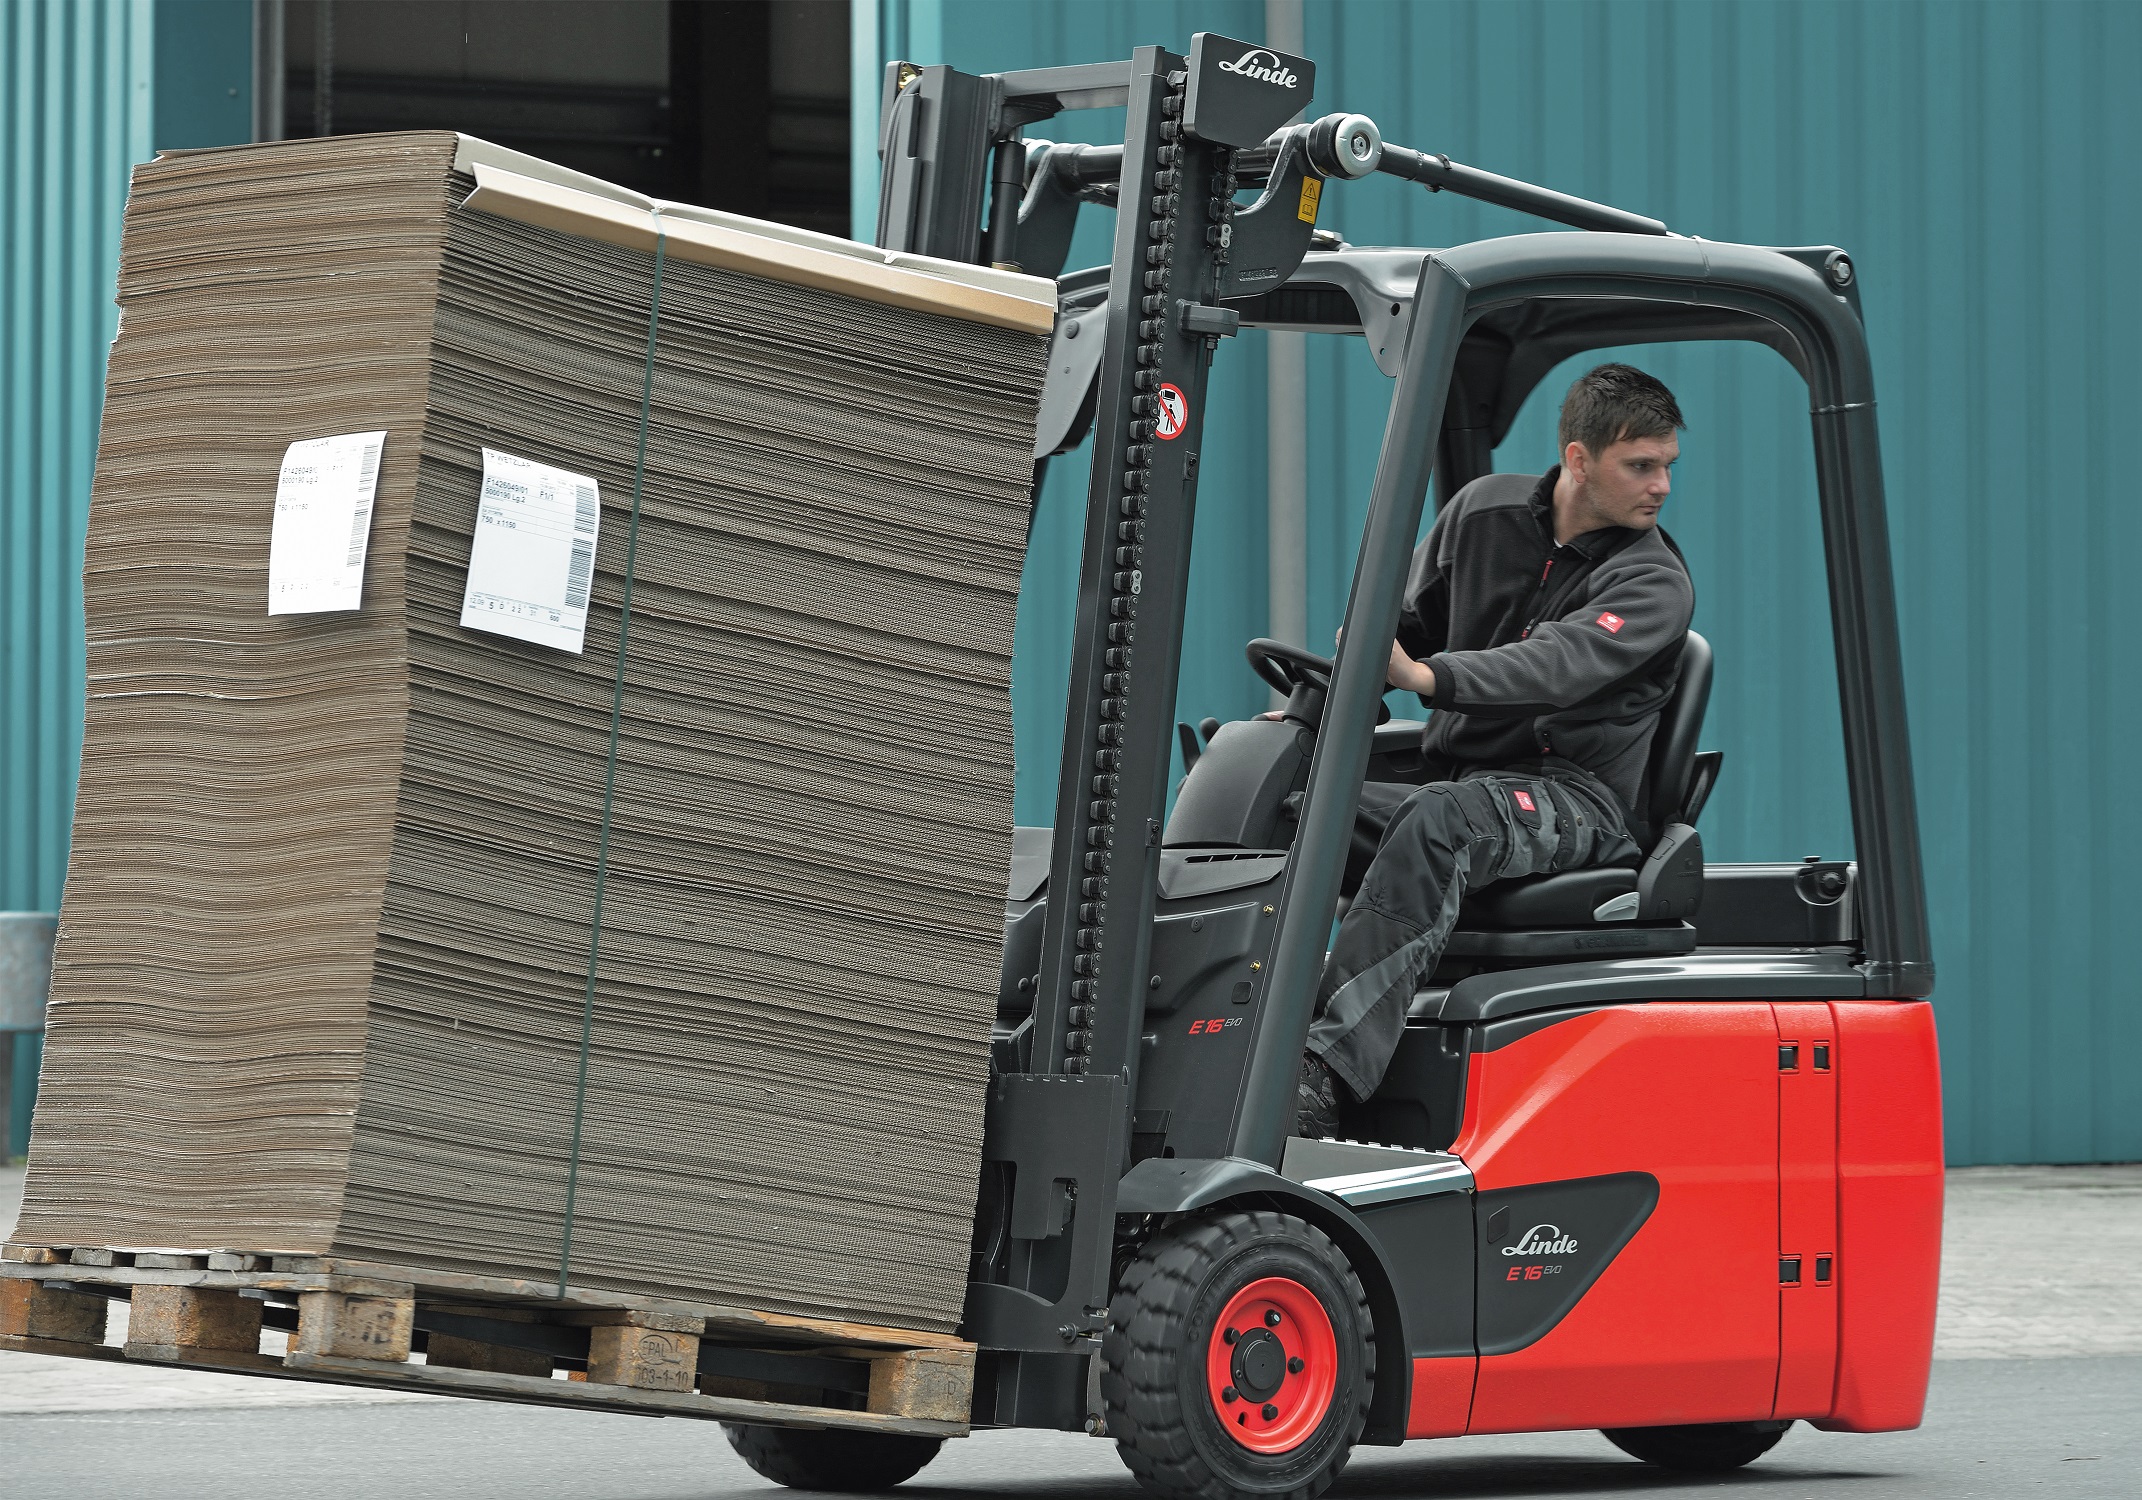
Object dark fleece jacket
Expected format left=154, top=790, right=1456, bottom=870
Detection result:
left=1397, top=468, right=1695, bottom=829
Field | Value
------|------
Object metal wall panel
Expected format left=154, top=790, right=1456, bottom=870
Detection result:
left=152, top=0, right=252, bottom=150
left=2, top=0, right=252, bottom=1145
left=855, top=0, right=2142, bottom=1163
left=1, top=0, right=153, bottom=915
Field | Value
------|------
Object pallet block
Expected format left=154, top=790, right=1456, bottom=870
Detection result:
left=423, top=1303, right=554, bottom=1377
left=867, top=1347, right=975, bottom=1423
left=0, top=1279, right=108, bottom=1344
left=696, top=1373, right=822, bottom=1405
left=427, top=1333, right=553, bottom=1378
left=588, top=1312, right=701, bottom=1393
left=128, top=1285, right=262, bottom=1352
left=295, top=1288, right=416, bottom=1362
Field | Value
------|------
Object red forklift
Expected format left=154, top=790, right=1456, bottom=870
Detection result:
left=730, top=32, right=1943, bottom=1499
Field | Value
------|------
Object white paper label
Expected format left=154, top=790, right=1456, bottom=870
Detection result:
left=267, top=431, right=386, bottom=614
left=459, top=449, right=601, bottom=655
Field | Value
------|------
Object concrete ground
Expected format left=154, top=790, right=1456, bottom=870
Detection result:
left=5, top=1164, right=2140, bottom=1496
left=1932, top=1165, right=2142, bottom=1359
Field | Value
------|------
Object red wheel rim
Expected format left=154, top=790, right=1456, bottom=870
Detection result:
left=1205, top=1276, right=1339, bottom=1454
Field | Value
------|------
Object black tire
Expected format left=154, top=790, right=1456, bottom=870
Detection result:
left=721, top=1423, right=943, bottom=1491
left=1102, top=1210, right=1375, bottom=1500
left=1601, top=1420, right=1790, bottom=1471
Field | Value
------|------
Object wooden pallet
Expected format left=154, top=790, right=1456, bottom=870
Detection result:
left=0, top=1242, right=972, bottom=1436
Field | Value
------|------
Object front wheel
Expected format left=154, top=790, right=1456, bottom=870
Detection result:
left=1602, top=1420, right=1790, bottom=1471
left=1103, top=1210, right=1375, bottom=1500
left=721, top=1424, right=942, bottom=1491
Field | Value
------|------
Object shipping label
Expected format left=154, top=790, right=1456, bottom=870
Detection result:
left=460, top=448, right=601, bottom=655
left=267, top=431, right=386, bottom=614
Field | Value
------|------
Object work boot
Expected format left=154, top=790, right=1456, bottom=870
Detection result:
left=1296, top=1053, right=1342, bottom=1139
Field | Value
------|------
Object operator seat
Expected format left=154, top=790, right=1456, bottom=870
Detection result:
left=1447, top=630, right=1717, bottom=943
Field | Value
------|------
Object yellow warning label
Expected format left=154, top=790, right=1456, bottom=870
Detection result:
left=1297, top=177, right=1322, bottom=224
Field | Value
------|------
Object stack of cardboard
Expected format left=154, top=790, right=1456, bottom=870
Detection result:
left=16, top=133, right=1054, bottom=1332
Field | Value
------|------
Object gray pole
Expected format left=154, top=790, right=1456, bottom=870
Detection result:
left=1264, top=0, right=1308, bottom=704
left=255, top=0, right=286, bottom=142
left=315, top=0, right=334, bottom=138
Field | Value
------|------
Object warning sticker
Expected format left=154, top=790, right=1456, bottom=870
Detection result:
left=1155, top=382, right=1189, bottom=440
left=267, top=431, right=386, bottom=615
left=460, top=449, right=601, bottom=655
left=1297, top=176, right=1323, bottom=224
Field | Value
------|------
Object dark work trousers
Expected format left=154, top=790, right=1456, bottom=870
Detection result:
left=1306, top=766, right=1639, bottom=1102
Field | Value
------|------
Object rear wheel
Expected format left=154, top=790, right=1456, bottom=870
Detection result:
left=721, top=1424, right=942, bottom=1491
left=1601, top=1420, right=1790, bottom=1471
left=1102, top=1210, right=1374, bottom=1500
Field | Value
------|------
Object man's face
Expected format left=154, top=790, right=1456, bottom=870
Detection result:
left=1568, top=432, right=1678, bottom=531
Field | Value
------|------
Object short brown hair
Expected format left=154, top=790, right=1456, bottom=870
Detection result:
left=1558, top=363, right=1685, bottom=455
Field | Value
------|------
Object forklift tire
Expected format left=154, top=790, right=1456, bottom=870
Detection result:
left=720, top=1423, right=943, bottom=1491
left=1103, top=1210, right=1374, bottom=1500
left=1601, top=1420, right=1791, bottom=1471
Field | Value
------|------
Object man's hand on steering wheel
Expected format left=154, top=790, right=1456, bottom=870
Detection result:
left=1253, top=632, right=1431, bottom=721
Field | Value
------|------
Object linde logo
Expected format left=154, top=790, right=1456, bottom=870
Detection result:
left=1217, top=49, right=1300, bottom=89
left=1502, top=1223, right=1579, bottom=1257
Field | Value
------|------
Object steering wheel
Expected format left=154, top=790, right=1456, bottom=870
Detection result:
left=1245, top=638, right=1392, bottom=729
left=1246, top=638, right=1334, bottom=697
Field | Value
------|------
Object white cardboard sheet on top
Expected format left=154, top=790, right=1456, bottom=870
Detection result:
left=459, top=448, right=601, bottom=654
left=267, top=431, right=386, bottom=614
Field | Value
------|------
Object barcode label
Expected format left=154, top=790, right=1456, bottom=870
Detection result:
left=460, top=448, right=600, bottom=654
left=268, top=430, right=387, bottom=615
left=564, top=537, right=594, bottom=609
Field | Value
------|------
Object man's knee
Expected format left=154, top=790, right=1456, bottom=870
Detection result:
left=1350, top=781, right=1491, bottom=921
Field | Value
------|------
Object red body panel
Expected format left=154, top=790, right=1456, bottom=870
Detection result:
left=1454, top=1004, right=1780, bottom=1434
left=1404, top=1355, right=1476, bottom=1438
left=1816, top=1000, right=1943, bottom=1432
left=1773, top=1001, right=1839, bottom=1417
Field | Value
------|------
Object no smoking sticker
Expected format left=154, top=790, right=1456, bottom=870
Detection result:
left=1155, top=382, right=1189, bottom=440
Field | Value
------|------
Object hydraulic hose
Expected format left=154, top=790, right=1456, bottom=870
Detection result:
left=1377, top=145, right=1671, bottom=236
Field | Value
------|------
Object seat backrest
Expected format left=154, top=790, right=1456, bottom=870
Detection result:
left=1642, top=630, right=1712, bottom=837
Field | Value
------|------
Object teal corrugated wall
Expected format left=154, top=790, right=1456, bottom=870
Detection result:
left=152, top=0, right=253, bottom=150
left=855, top=0, right=2142, bottom=1165
left=1, top=0, right=153, bottom=918
left=2, top=0, right=250, bottom=1151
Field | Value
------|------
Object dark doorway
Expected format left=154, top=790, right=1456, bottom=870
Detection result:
left=270, top=0, right=848, bottom=233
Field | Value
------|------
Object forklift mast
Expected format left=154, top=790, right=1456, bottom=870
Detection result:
left=876, top=37, right=1352, bottom=1370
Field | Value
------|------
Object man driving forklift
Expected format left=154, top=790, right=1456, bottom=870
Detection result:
left=1298, top=363, right=1696, bottom=1135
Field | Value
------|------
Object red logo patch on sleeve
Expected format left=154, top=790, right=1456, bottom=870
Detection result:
left=1596, top=612, right=1625, bottom=633
left=1513, top=790, right=1537, bottom=812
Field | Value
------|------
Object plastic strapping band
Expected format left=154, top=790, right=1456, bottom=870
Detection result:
left=557, top=211, right=665, bottom=1295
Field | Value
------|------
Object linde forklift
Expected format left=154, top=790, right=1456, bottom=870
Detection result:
left=729, top=33, right=1943, bottom=1499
